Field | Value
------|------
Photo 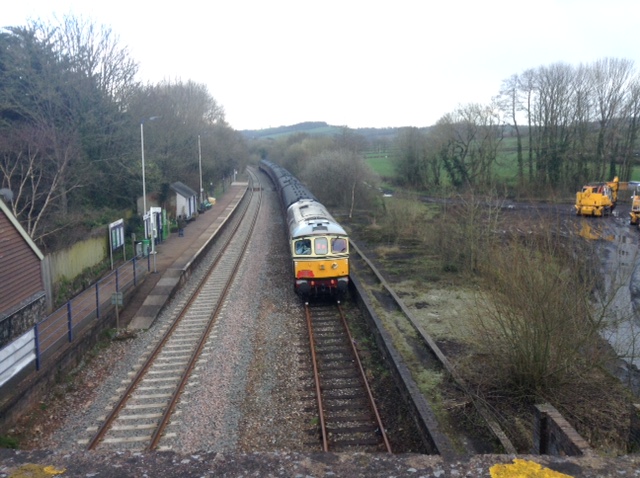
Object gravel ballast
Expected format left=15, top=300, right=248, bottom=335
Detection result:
left=26, top=178, right=315, bottom=454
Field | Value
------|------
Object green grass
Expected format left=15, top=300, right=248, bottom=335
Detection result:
left=364, top=152, right=396, bottom=178
left=362, top=136, right=640, bottom=191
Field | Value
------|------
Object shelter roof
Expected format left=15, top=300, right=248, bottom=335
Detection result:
left=170, top=181, right=197, bottom=198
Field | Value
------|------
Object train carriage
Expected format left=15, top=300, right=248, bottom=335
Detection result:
left=259, top=160, right=349, bottom=300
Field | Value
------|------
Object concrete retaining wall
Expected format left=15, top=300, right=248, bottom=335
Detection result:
left=533, top=403, right=593, bottom=456
left=348, top=275, right=455, bottom=458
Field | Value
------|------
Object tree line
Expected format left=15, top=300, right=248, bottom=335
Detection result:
left=394, top=58, right=640, bottom=195
left=0, top=16, right=249, bottom=250
left=4, top=15, right=636, bottom=252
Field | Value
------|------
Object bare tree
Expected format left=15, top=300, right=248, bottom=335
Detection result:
left=590, top=58, right=636, bottom=179
left=32, top=15, right=139, bottom=105
left=125, top=80, right=227, bottom=196
left=530, top=63, right=579, bottom=185
left=301, top=150, right=379, bottom=217
left=501, top=59, right=639, bottom=188
left=432, top=103, right=504, bottom=188
left=619, top=78, right=640, bottom=179
left=0, top=124, right=82, bottom=242
left=0, top=27, right=89, bottom=244
left=498, top=74, right=525, bottom=188
left=566, top=63, right=595, bottom=183
left=519, top=68, right=537, bottom=183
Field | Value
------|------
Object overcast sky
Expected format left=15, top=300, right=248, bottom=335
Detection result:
left=4, top=1, right=640, bottom=131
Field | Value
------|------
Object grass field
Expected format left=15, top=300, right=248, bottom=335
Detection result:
left=364, top=137, right=640, bottom=190
left=364, top=152, right=396, bottom=178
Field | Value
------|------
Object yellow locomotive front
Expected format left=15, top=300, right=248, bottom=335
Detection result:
left=287, top=199, right=349, bottom=299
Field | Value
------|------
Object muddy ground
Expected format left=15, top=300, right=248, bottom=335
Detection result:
left=343, top=196, right=640, bottom=455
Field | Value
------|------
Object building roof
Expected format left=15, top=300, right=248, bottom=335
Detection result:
left=0, top=198, right=43, bottom=260
left=170, top=181, right=197, bottom=198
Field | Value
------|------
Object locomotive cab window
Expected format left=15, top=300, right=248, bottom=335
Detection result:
left=332, top=238, right=347, bottom=253
left=295, top=239, right=311, bottom=255
left=314, top=237, right=328, bottom=255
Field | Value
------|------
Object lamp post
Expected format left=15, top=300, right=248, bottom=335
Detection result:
left=140, top=122, right=147, bottom=215
left=198, top=135, right=204, bottom=206
left=140, top=116, right=160, bottom=272
left=140, top=116, right=161, bottom=216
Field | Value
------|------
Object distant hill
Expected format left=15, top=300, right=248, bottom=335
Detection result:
left=240, top=122, right=339, bottom=140
left=240, top=121, right=426, bottom=143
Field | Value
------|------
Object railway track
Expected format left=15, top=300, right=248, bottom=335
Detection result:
left=303, top=302, right=392, bottom=453
left=84, top=171, right=262, bottom=452
left=349, top=240, right=516, bottom=455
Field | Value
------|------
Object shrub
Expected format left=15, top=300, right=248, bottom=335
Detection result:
left=472, top=231, right=603, bottom=395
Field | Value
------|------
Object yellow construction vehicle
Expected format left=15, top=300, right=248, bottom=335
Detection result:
left=575, top=177, right=620, bottom=217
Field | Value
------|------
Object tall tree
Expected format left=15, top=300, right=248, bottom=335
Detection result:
left=36, top=16, right=141, bottom=210
left=590, top=58, right=635, bottom=179
left=34, top=15, right=139, bottom=104
left=301, top=149, right=379, bottom=216
left=620, top=79, right=640, bottom=180
left=0, top=26, right=88, bottom=244
left=499, top=59, right=640, bottom=189
left=530, top=63, right=580, bottom=185
left=126, top=80, right=227, bottom=197
left=433, top=103, right=503, bottom=188
left=394, top=127, right=430, bottom=189
left=519, top=68, right=537, bottom=183
left=498, top=74, right=525, bottom=188
left=0, top=18, right=142, bottom=246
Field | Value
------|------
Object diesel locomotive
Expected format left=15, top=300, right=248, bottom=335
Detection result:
left=259, top=160, right=349, bottom=300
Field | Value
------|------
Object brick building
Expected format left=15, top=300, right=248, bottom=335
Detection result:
left=0, top=198, right=46, bottom=348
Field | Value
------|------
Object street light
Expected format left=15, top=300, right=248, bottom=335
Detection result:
left=140, top=116, right=161, bottom=216
left=140, top=116, right=160, bottom=273
left=198, top=135, right=204, bottom=206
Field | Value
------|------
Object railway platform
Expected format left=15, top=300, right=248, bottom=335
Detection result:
left=125, top=181, right=248, bottom=330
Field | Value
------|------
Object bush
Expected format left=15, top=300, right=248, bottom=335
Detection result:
left=472, top=231, right=602, bottom=395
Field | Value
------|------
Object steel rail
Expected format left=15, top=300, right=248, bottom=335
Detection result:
left=304, top=303, right=329, bottom=452
left=336, top=304, right=392, bottom=453
left=147, top=171, right=262, bottom=451
left=148, top=172, right=262, bottom=450
left=305, top=302, right=390, bottom=452
left=87, top=173, right=259, bottom=451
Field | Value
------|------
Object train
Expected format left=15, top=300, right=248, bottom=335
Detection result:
left=259, top=160, right=349, bottom=300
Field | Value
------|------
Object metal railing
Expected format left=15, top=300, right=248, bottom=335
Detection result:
left=0, top=254, right=150, bottom=388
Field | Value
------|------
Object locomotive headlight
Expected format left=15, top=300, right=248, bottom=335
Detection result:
left=332, top=262, right=338, bottom=270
